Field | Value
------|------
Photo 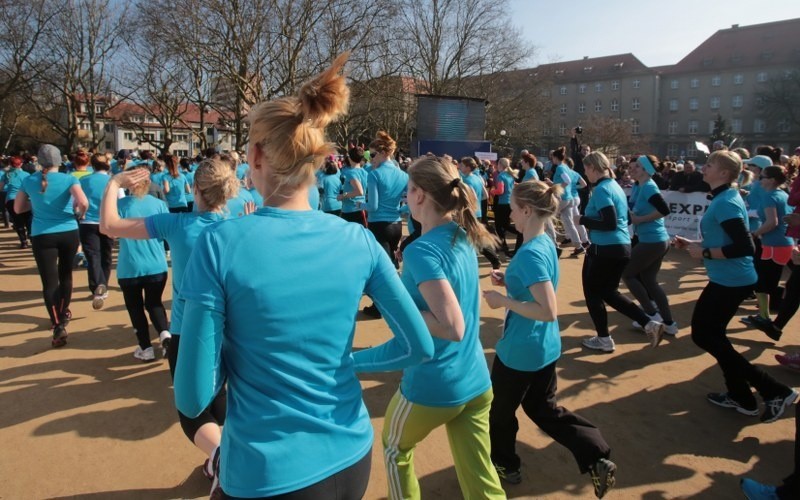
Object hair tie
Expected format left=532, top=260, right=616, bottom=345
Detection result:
left=449, top=177, right=461, bottom=188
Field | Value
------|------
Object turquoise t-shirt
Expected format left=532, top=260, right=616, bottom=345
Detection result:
left=176, top=207, right=432, bottom=498
left=236, top=163, right=249, bottom=181
left=21, top=172, right=79, bottom=236
left=553, top=164, right=574, bottom=200
left=79, top=172, right=111, bottom=224
left=2, top=168, right=30, bottom=200
left=523, top=168, right=539, bottom=182
left=163, top=173, right=189, bottom=208
left=145, top=211, right=226, bottom=335
left=184, top=171, right=195, bottom=203
left=462, top=172, right=485, bottom=219
left=116, top=195, right=168, bottom=279
left=631, top=179, right=669, bottom=243
left=758, top=189, right=793, bottom=247
left=226, top=189, right=254, bottom=218
left=396, top=222, right=491, bottom=407
left=568, top=169, right=582, bottom=198
left=701, top=187, right=757, bottom=287
left=320, top=173, right=343, bottom=212
left=308, top=184, right=320, bottom=210
left=585, top=178, right=630, bottom=246
left=495, top=171, right=515, bottom=205
left=367, top=161, right=407, bottom=222
left=340, top=167, right=368, bottom=213
left=247, top=187, right=263, bottom=207
left=745, top=181, right=764, bottom=227
left=496, top=234, right=561, bottom=372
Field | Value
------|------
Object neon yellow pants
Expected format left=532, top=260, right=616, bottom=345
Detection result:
left=382, top=388, right=506, bottom=500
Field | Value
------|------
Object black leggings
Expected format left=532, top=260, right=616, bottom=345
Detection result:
left=621, top=240, right=672, bottom=323
left=754, top=256, right=786, bottom=294
left=368, top=221, right=402, bottom=268
left=79, top=224, right=114, bottom=293
left=6, top=199, right=32, bottom=244
left=31, top=230, right=80, bottom=326
left=775, top=263, right=800, bottom=330
left=119, top=273, right=169, bottom=349
left=167, top=334, right=227, bottom=442
left=691, top=281, right=789, bottom=406
left=493, top=203, right=521, bottom=252
left=221, top=451, right=371, bottom=500
left=582, top=244, right=651, bottom=337
left=341, top=210, right=367, bottom=227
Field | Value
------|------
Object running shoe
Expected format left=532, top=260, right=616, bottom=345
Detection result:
left=663, top=321, right=679, bottom=336
left=747, top=316, right=782, bottom=341
left=761, top=389, right=798, bottom=423
left=159, top=331, right=172, bottom=359
left=60, top=309, right=72, bottom=328
left=632, top=312, right=663, bottom=330
left=570, top=246, right=586, bottom=257
left=133, top=346, right=156, bottom=362
left=209, top=446, right=222, bottom=500
left=73, top=252, right=85, bottom=268
left=51, top=324, right=68, bottom=348
left=739, top=314, right=761, bottom=327
left=775, top=352, right=800, bottom=371
left=582, top=336, right=615, bottom=352
left=644, top=321, right=665, bottom=348
left=92, top=284, right=107, bottom=310
left=740, top=478, right=779, bottom=500
left=493, top=464, right=522, bottom=485
left=589, top=458, right=616, bottom=498
left=706, top=392, right=759, bottom=416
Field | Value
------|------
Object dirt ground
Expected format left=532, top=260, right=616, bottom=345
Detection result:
left=1, top=226, right=799, bottom=500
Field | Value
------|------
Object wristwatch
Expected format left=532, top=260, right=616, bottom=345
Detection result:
left=702, top=248, right=712, bottom=259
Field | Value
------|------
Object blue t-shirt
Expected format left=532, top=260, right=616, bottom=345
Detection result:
left=150, top=171, right=166, bottom=186
left=758, top=189, right=793, bottom=247
left=236, top=163, right=249, bottom=181
left=367, top=161, right=408, bottom=222
left=701, top=187, right=757, bottom=287
left=183, top=171, right=195, bottom=203
left=163, top=173, right=189, bottom=208
left=631, top=179, right=669, bottom=243
left=145, top=211, right=226, bottom=334
left=79, top=172, right=111, bottom=224
left=553, top=164, right=573, bottom=200
left=395, top=222, right=491, bottom=407
left=116, top=195, right=168, bottom=279
left=523, top=168, right=539, bottom=182
left=21, top=172, right=79, bottom=236
left=568, top=169, right=582, bottom=199
left=462, top=172, right=485, bottom=219
left=226, top=189, right=254, bottom=218
left=176, top=207, right=431, bottom=498
left=247, top=187, right=263, bottom=208
left=340, top=167, right=368, bottom=213
left=495, top=171, right=515, bottom=205
left=320, top=173, right=343, bottom=212
left=308, top=184, right=320, bottom=210
left=1, top=168, right=30, bottom=200
left=745, top=181, right=764, bottom=226
left=585, top=178, right=630, bottom=246
left=496, top=234, right=561, bottom=372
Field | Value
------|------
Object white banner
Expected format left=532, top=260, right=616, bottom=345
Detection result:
left=475, top=151, right=498, bottom=162
left=624, top=189, right=710, bottom=239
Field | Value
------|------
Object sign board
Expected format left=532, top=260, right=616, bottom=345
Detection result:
left=475, top=151, right=498, bottom=162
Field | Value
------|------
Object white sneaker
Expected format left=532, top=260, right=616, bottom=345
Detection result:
left=92, top=284, right=107, bottom=310
left=159, top=331, right=172, bottom=359
left=633, top=312, right=663, bottom=330
left=644, top=321, right=665, bottom=348
left=582, top=336, right=615, bottom=352
left=133, top=346, right=155, bottom=362
left=663, top=321, right=679, bottom=336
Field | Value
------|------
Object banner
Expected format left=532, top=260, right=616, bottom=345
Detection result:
left=624, top=189, right=710, bottom=239
left=475, top=151, right=498, bottom=162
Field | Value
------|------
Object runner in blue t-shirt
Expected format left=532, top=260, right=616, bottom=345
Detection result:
left=483, top=179, right=616, bottom=498
left=79, top=155, right=115, bottom=309
left=355, top=156, right=505, bottom=500
left=490, top=158, right=522, bottom=256
left=459, top=156, right=501, bottom=269
left=320, top=160, right=342, bottom=214
left=0, top=156, right=32, bottom=247
left=162, top=156, right=191, bottom=212
left=338, top=147, right=369, bottom=227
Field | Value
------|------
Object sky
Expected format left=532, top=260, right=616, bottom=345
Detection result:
left=510, top=0, right=800, bottom=68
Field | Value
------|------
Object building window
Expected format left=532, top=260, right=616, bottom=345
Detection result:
left=667, top=144, right=679, bottom=157
left=710, top=96, right=720, bottom=109
left=690, top=78, right=699, bottom=88
left=757, top=72, right=768, bottom=83
left=670, top=79, right=679, bottom=89
left=632, top=79, right=640, bottom=89
left=688, top=120, right=698, bottom=134
left=123, top=132, right=134, bottom=141
left=560, top=86, right=567, bottom=95
left=732, top=119, right=742, bottom=133
left=579, top=84, right=586, bottom=94
left=708, top=120, right=716, bottom=134
left=595, top=100, right=602, bottom=112
left=755, top=96, right=765, bottom=108
left=732, top=95, right=743, bottom=108
left=631, top=119, right=640, bottom=135
left=711, top=75, right=721, bottom=86
left=105, top=141, right=112, bottom=150
left=668, top=121, right=678, bottom=135
left=754, top=119, right=766, bottom=133
left=611, top=80, right=619, bottom=91
left=778, top=120, right=791, bottom=133
left=595, top=83, right=603, bottom=93
left=610, top=99, right=619, bottom=112
left=631, top=97, right=640, bottom=111
left=578, top=102, right=586, bottom=113
left=733, top=74, right=744, bottom=85
left=689, top=97, right=699, bottom=111
left=173, top=149, right=189, bottom=157
left=559, top=124, right=567, bottom=136
left=103, top=124, right=112, bottom=132
left=560, top=103, right=567, bottom=114
left=669, top=99, right=678, bottom=111
left=687, top=142, right=698, bottom=157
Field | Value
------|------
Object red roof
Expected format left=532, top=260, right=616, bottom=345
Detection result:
left=104, top=102, right=231, bottom=127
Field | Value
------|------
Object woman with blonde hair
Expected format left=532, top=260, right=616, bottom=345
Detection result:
left=491, top=157, right=522, bottom=256
left=356, top=156, right=505, bottom=500
left=173, top=53, right=433, bottom=499
left=484, top=180, right=616, bottom=498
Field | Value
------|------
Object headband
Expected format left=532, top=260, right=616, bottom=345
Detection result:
left=638, top=156, right=656, bottom=175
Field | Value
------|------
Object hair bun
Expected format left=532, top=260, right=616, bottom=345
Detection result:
left=298, top=52, right=350, bottom=128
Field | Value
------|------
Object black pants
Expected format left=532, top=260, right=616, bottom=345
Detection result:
left=368, top=221, right=402, bottom=268
left=221, top=451, right=371, bottom=500
left=480, top=198, right=489, bottom=225
left=754, top=255, right=786, bottom=295
left=582, top=244, right=650, bottom=337
left=621, top=241, right=672, bottom=323
left=489, top=358, right=610, bottom=474
left=777, top=404, right=800, bottom=499
left=119, top=273, right=169, bottom=349
left=691, top=281, right=789, bottom=407
left=6, top=199, right=32, bottom=244
left=79, top=224, right=113, bottom=293
left=169, top=206, right=190, bottom=213
left=31, top=230, right=80, bottom=326
left=341, top=210, right=366, bottom=227
left=775, top=263, right=800, bottom=329
left=167, top=334, right=227, bottom=442
left=493, top=203, right=521, bottom=252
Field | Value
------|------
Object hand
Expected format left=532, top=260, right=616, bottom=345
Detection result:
left=113, top=168, right=149, bottom=189
left=243, top=201, right=257, bottom=215
left=687, top=243, right=704, bottom=259
left=337, top=193, right=344, bottom=201
left=784, top=213, right=800, bottom=228
left=482, top=290, right=507, bottom=309
left=628, top=212, right=638, bottom=225
left=489, top=269, right=505, bottom=287
left=672, top=235, right=690, bottom=249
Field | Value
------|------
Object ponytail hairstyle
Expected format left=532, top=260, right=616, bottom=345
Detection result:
left=37, top=144, right=62, bottom=193
left=248, top=52, right=350, bottom=200
left=460, top=156, right=478, bottom=171
left=165, top=155, right=180, bottom=178
left=762, top=165, right=787, bottom=186
left=74, top=148, right=90, bottom=168
left=497, top=157, right=510, bottom=170
left=348, top=146, right=365, bottom=164
left=583, top=151, right=616, bottom=179
left=708, top=150, right=743, bottom=183
left=408, top=156, right=499, bottom=251
left=91, top=153, right=110, bottom=172
left=521, top=152, right=536, bottom=168
left=369, top=131, right=396, bottom=158
left=193, top=156, right=240, bottom=210
left=551, top=146, right=567, bottom=163
left=512, top=180, right=563, bottom=221
left=129, top=166, right=152, bottom=198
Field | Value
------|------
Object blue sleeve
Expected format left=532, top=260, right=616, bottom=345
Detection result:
left=145, top=213, right=176, bottom=240
left=516, top=251, right=551, bottom=287
left=351, top=236, right=433, bottom=373
left=404, top=243, right=446, bottom=285
left=367, top=172, right=379, bottom=213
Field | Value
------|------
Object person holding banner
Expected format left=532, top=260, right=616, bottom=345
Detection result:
left=623, top=155, right=678, bottom=336
left=673, top=150, right=797, bottom=423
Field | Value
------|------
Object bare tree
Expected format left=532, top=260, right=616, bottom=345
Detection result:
left=758, top=69, right=800, bottom=130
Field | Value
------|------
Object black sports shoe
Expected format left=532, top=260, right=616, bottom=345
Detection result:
left=589, top=458, right=616, bottom=498
left=208, top=446, right=222, bottom=500
left=493, top=463, right=521, bottom=485
left=51, top=324, right=68, bottom=348
left=706, top=392, right=759, bottom=416
left=751, top=316, right=782, bottom=341
left=761, top=389, right=798, bottom=423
